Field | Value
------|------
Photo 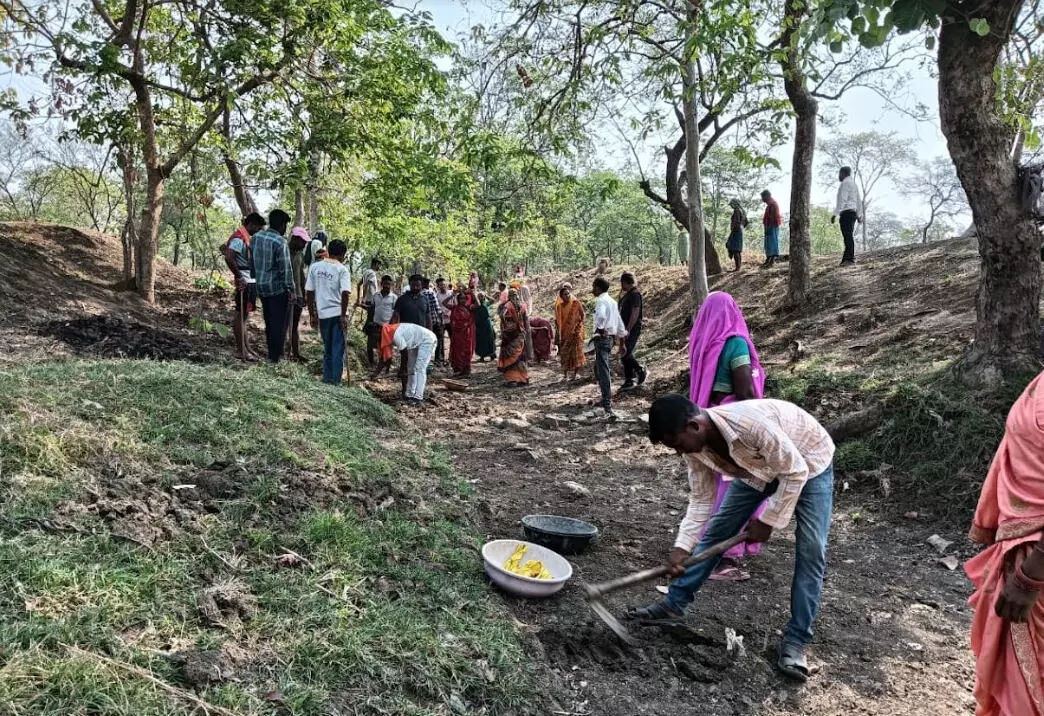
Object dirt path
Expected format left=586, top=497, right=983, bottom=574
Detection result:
left=384, top=356, right=977, bottom=716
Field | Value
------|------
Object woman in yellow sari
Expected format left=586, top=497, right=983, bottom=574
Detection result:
left=498, top=287, right=530, bottom=386
left=554, top=283, right=586, bottom=381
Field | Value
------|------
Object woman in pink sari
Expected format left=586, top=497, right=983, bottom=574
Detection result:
left=966, top=372, right=1044, bottom=716
left=688, top=291, right=766, bottom=581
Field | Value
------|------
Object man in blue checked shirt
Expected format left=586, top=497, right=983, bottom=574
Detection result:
left=251, top=209, right=294, bottom=363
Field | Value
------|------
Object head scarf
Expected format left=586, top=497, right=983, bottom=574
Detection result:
left=729, top=200, right=749, bottom=225
left=688, top=291, right=764, bottom=408
left=379, top=323, right=399, bottom=362
left=508, top=287, right=523, bottom=311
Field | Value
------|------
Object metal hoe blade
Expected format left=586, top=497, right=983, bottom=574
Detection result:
left=586, top=592, right=637, bottom=647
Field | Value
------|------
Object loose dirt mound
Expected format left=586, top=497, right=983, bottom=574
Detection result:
left=0, top=221, right=234, bottom=363
left=38, top=315, right=219, bottom=362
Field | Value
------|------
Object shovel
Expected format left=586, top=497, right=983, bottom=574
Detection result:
left=582, top=532, right=748, bottom=646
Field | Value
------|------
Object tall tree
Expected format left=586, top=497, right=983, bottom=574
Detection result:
left=493, top=0, right=788, bottom=303
left=821, top=0, right=1041, bottom=383
left=906, top=156, right=968, bottom=243
left=778, top=0, right=923, bottom=307
left=0, top=0, right=424, bottom=303
left=780, top=0, right=819, bottom=306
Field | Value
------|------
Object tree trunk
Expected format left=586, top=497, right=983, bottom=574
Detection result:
left=939, top=0, right=1041, bottom=384
left=221, top=108, right=257, bottom=217
left=861, top=208, right=868, bottom=251
left=136, top=169, right=164, bottom=304
left=683, top=27, right=709, bottom=310
left=306, top=153, right=320, bottom=233
left=116, top=145, right=137, bottom=285
left=638, top=131, right=721, bottom=276
left=172, top=234, right=180, bottom=266
left=293, top=189, right=305, bottom=228
left=780, top=0, right=818, bottom=308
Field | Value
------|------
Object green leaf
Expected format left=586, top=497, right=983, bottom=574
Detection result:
left=969, top=18, right=990, bottom=37
left=925, top=35, right=936, bottom=51
left=829, top=40, right=844, bottom=53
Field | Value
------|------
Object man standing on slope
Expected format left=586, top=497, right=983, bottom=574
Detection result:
left=592, top=276, right=628, bottom=419
left=305, top=239, right=353, bottom=384
left=760, top=190, right=783, bottom=268
left=251, top=209, right=294, bottom=363
left=628, top=394, right=835, bottom=683
left=364, top=274, right=397, bottom=370
left=619, top=271, right=647, bottom=391
left=831, top=166, right=863, bottom=266
left=224, top=212, right=266, bottom=362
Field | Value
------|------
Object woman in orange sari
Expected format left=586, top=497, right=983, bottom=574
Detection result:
left=966, top=371, right=1044, bottom=716
left=554, top=283, right=586, bottom=381
left=497, top=287, right=530, bottom=387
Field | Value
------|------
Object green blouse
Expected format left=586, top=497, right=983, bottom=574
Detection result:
left=712, top=336, right=752, bottom=395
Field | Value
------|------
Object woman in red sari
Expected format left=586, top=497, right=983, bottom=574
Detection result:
left=966, top=371, right=1044, bottom=716
left=448, top=287, right=476, bottom=376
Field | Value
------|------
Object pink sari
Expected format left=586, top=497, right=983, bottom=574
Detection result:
left=688, top=291, right=767, bottom=560
left=966, top=372, right=1044, bottom=716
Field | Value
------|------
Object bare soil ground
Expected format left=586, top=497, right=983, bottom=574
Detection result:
left=388, top=359, right=976, bottom=716
left=0, top=221, right=233, bottom=364
left=369, top=240, right=1043, bottom=715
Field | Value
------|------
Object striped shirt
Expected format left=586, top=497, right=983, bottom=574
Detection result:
left=251, top=229, right=293, bottom=298
left=422, top=288, right=442, bottom=327
left=675, top=399, right=835, bottom=552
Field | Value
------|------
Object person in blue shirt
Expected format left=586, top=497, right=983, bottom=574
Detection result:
left=250, top=209, right=294, bottom=363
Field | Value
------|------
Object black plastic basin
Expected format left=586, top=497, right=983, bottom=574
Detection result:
left=521, top=514, right=599, bottom=555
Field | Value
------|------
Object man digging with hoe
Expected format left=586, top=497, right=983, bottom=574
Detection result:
left=626, top=395, right=835, bottom=682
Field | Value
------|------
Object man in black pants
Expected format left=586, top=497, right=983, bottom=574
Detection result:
left=619, top=272, right=647, bottom=390
left=831, top=166, right=862, bottom=265
left=250, top=209, right=294, bottom=363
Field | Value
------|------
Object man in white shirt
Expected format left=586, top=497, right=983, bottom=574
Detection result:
left=305, top=240, right=353, bottom=385
left=358, top=258, right=380, bottom=305
left=831, top=166, right=862, bottom=266
left=375, top=322, right=437, bottom=405
left=592, top=276, right=628, bottom=418
left=363, top=274, right=398, bottom=369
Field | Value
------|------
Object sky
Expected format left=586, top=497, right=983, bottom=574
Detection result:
left=418, top=0, right=956, bottom=227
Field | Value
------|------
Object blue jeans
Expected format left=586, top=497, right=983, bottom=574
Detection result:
left=665, top=464, right=834, bottom=647
left=319, top=317, right=345, bottom=384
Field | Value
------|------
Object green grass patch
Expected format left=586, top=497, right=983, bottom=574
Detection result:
left=0, top=359, right=533, bottom=715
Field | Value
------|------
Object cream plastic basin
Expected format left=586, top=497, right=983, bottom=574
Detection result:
left=481, top=539, right=573, bottom=598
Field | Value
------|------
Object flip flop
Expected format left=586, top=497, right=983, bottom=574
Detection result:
left=777, top=641, right=810, bottom=683
left=709, top=566, right=751, bottom=582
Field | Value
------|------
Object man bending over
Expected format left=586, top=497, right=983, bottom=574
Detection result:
left=630, top=395, right=835, bottom=682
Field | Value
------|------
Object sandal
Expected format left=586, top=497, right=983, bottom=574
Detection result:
left=777, top=641, right=810, bottom=682
left=709, top=565, right=751, bottom=582
left=625, top=601, right=685, bottom=625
